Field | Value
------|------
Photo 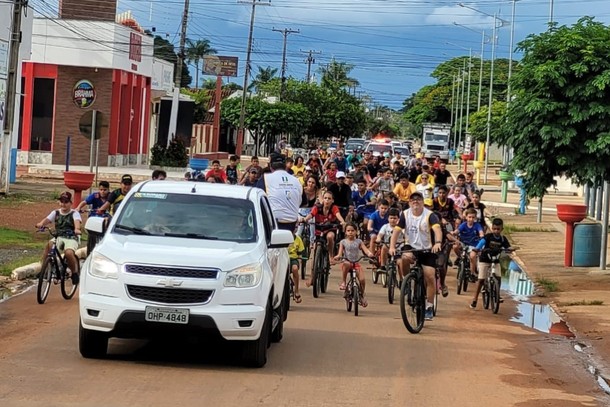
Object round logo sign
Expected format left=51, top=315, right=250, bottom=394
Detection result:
left=73, top=80, right=96, bottom=109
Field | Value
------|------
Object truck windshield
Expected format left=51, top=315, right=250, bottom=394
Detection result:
left=367, top=144, right=393, bottom=154
left=114, top=194, right=257, bottom=243
left=424, top=134, right=449, bottom=143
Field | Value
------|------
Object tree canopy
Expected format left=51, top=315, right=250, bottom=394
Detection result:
left=153, top=35, right=192, bottom=88
left=499, top=17, right=610, bottom=198
left=186, top=38, right=217, bottom=89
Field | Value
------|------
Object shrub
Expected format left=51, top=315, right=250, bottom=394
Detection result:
left=150, top=139, right=188, bottom=167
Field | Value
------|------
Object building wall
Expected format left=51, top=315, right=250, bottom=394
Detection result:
left=59, top=0, right=117, bottom=21
left=53, top=66, right=112, bottom=166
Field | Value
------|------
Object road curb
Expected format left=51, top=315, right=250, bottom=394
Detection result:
left=11, top=262, right=41, bottom=281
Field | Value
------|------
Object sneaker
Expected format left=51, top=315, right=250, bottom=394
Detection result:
left=470, top=300, right=477, bottom=309
left=425, top=307, right=434, bottom=320
left=441, top=285, right=449, bottom=298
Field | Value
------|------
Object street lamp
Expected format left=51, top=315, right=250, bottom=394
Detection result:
left=458, top=3, right=508, bottom=184
left=446, top=42, right=474, bottom=133
left=505, top=0, right=520, bottom=165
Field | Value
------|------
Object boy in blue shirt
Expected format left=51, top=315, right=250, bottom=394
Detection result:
left=77, top=181, right=109, bottom=216
left=470, top=217, right=513, bottom=309
left=452, top=208, right=484, bottom=277
left=367, top=199, right=390, bottom=254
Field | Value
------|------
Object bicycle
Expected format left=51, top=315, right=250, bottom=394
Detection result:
left=370, top=241, right=390, bottom=287
left=337, top=255, right=372, bottom=316
left=310, top=223, right=338, bottom=298
left=299, top=219, right=312, bottom=280
left=479, top=248, right=514, bottom=314
left=399, top=248, right=432, bottom=334
left=455, top=241, right=476, bottom=295
left=386, top=251, right=403, bottom=304
left=36, top=227, right=80, bottom=304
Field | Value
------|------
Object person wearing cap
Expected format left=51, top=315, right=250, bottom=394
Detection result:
left=98, top=174, right=133, bottom=216
left=243, top=168, right=259, bottom=187
left=36, top=191, right=83, bottom=284
left=389, top=191, right=444, bottom=321
left=239, top=156, right=263, bottom=185
left=256, top=152, right=303, bottom=231
left=327, top=171, right=353, bottom=219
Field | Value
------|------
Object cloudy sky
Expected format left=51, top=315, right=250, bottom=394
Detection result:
left=34, top=0, right=610, bottom=108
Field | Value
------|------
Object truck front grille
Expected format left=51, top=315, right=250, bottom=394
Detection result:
left=126, top=285, right=214, bottom=304
left=125, top=264, right=219, bottom=279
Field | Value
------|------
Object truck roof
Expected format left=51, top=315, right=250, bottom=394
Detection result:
left=137, top=181, right=261, bottom=200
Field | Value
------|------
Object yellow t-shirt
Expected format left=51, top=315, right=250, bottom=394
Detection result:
left=393, top=182, right=417, bottom=202
left=288, top=235, right=304, bottom=260
left=293, top=164, right=305, bottom=175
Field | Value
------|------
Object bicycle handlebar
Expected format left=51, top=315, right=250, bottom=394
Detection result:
left=335, top=255, right=374, bottom=264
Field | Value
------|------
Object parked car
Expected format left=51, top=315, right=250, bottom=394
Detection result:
left=345, top=138, right=366, bottom=153
left=79, top=181, right=293, bottom=367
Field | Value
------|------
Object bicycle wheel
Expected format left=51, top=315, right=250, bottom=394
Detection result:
left=462, top=265, right=470, bottom=293
left=400, top=274, right=425, bottom=334
left=353, top=281, right=360, bottom=316
left=312, top=247, right=323, bottom=298
left=456, top=263, right=464, bottom=295
left=482, top=280, right=490, bottom=309
left=387, top=265, right=396, bottom=304
left=371, top=267, right=379, bottom=284
left=380, top=267, right=387, bottom=288
left=301, top=235, right=310, bottom=280
left=60, top=263, right=79, bottom=300
left=37, top=257, right=54, bottom=304
left=320, top=256, right=329, bottom=294
left=345, top=281, right=353, bottom=312
left=491, top=277, right=501, bottom=314
left=433, top=274, right=439, bottom=317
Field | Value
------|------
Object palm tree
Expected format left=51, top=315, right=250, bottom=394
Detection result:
left=186, top=38, right=217, bottom=89
left=248, top=66, right=278, bottom=93
left=319, top=59, right=360, bottom=91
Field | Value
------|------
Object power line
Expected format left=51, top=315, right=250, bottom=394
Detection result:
left=272, top=27, right=299, bottom=99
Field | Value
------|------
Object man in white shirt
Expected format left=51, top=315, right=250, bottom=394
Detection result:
left=256, top=152, right=303, bottom=231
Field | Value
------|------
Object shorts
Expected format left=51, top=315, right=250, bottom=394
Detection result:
left=277, top=221, right=297, bottom=232
left=57, top=236, right=79, bottom=252
left=415, top=252, right=438, bottom=268
left=477, top=262, right=499, bottom=279
left=290, top=259, right=300, bottom=268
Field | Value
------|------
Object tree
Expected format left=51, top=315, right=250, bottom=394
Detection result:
left=186, top=38, right=217, bottom=89
left=221, top=97, right=310, bottom=155
left=499, top=17, right=610, bottom=198
left=249, top=66, right=278, bottom=93
left=319, top=59, right=360, bottom=91
left=153, top=35, right=192, bottom=88
left=467, top=100, right=506, bottom=143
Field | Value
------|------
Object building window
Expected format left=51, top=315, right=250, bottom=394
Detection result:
left=30, top=78, right=55, bottom=151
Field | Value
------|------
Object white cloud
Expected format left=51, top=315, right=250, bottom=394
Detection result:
left=426, top=5, right=495, bottom=29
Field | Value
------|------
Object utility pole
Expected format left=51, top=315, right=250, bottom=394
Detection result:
left=301, top=49, right=321, bottom=83
left=167, top=0, right=190, bottom=146
left=273, top=28, right=299, bottom=100
left=236, top=0, right=270, bottom=156
left=2, top=0, right=24, bottom=193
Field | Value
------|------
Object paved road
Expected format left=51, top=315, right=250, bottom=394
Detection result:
left=0, top=265, right=604, bottom=407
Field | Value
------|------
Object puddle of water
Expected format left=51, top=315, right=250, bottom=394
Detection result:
left=502, top=265, right=575, bottom=338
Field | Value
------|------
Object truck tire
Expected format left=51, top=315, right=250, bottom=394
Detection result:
left=242, top=302, right=271, bottom=368
left=79, top=321, right=108, bottom=359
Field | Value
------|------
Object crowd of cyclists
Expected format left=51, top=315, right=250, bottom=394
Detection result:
left=46, top=146, right=513, bottom=324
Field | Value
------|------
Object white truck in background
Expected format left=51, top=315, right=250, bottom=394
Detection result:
left=421, top=123, right=451, bottom=162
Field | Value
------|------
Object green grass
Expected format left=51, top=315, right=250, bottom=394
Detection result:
left=536, top=276, right=560, bottom=293
left=0, top=191, right=58, bottom=206
left=0, top=227, right=48, bottom=249
left=0, top=254, right=41, bottom=277
left=558, top=299, right=604, bottom=306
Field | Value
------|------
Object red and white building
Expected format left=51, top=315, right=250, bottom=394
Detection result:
left=17, top=0, right=166, bottom=167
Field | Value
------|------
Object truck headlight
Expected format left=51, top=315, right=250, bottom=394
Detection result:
left=88, top=252, right=120, bottom=279
left=224, top=263, right=262, bottom=288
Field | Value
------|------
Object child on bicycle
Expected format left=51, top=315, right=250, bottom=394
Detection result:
left=452, top=208, right=484, bottom=278
left=334, top=222, right=375, bottom=307
left=288, top=230, right=305, bottom=304
left=301, top=191, right=346, bottom=288
left=375, top=208, right=404, bottom=271
left=470, top=217, right=512, bottom=309
left=35, top=191, right=82, bottom=284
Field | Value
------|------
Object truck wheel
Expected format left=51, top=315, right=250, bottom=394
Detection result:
left=79, top=321, right=108, bottom=359
left=283, top=273, right=290, bottom=320
left=271, top=296, right=284, bottom=343
left=242, top=302, right=271, bottom=368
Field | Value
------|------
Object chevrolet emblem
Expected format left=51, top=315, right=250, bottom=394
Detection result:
left=156, top=278, right=184, bottom=288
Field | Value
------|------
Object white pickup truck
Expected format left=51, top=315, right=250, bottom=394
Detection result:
left=80, top=181, right=293, bottom=367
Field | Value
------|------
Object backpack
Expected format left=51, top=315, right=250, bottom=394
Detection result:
left=55, top=210, right=75, bottom=238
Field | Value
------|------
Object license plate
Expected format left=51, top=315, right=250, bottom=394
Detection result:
left=145, top=307, right=189, bottom=324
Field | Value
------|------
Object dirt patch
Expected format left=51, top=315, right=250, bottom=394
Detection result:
left=0, top=198, right=58, bottom=232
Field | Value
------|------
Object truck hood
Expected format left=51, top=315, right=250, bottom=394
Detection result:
left=97, top=233, right=260, bottom=270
